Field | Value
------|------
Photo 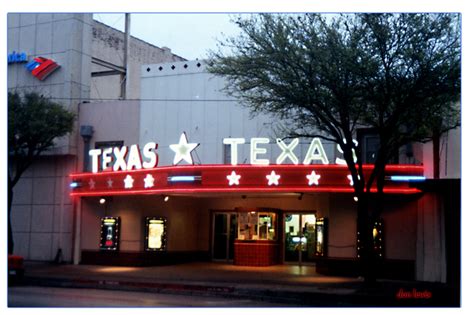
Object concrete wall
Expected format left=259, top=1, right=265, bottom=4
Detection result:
left=326, top=194, right=419, bottom=260
left=140, top=60, right=337, bottom=165
left=382, top=198, right=418, bottom=260
left=421, top=127, right=461, bottom=179
left=416, top=193, right=447, bottom=282
left=11, top=156, right=76, bottom=262
left=91, top=20, right=186, bottom=100
left=77, top=100, right=141, bottom=171
left=327, top=195, right=358, bottom=258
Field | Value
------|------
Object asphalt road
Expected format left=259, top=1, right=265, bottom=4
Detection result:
left=8, top=286, right=289, bottom=307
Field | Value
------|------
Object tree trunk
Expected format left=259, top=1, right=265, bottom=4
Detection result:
left=357, top=192, right=376, bottom=285
left=433, top=131, right=441, bottom=179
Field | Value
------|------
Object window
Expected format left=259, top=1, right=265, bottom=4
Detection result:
left=258, top=213, right=277, bottom=240
left=364, top=135, right=379, bottom=164
left=237, top=211, right=277, bottom=241
left=357, top=129, right=398, bottom=164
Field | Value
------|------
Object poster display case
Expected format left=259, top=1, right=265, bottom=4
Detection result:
left=100, top=217, right=120, bottom=251
left=145, top=217, right=167, bottom=251
left=315, top=217, right=328, bottom=257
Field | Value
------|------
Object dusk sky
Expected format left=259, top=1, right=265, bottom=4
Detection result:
left=94, top=13, right=244, bottom=61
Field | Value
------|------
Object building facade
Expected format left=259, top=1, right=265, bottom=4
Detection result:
left=7, top=13, right=184, bottom=263
left=71, top=60, right=460, bottom=283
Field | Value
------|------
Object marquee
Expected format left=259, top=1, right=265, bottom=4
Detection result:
left=72, top=132, right=424, bottom=197
left=69, top=164, right=424, bottom=197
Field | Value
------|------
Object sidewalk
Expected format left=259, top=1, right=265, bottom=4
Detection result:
left=17, top=261, right=459, bottom=307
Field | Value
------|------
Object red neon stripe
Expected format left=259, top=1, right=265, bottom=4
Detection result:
left=70, top=164, right=424, bottom=178
left=70, top=186, right=421, bottom=197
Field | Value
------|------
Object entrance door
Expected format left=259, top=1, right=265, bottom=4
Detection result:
left=212, top=213, right=237, bottom=261
left=284, top=214, right=317, bottom=264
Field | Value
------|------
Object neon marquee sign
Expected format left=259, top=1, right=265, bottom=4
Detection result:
left=70, top=164, right=424, bottom=197
left=88, top=133, right=356, bottom=174
left=77, top=132, right=424, bottom=197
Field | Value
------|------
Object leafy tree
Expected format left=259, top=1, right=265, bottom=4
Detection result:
left=208, top=13, right=460, bottom=282
left=8, top=92, right=75, bottom=254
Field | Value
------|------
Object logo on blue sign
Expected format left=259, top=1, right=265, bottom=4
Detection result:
left=8, top=51, right=28, bottom=64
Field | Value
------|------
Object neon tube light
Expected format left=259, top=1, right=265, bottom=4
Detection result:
left=167, top=175, right=202, bottom=182
left=390, top=176, right=426, bottom=182
left=70, top=182, right=81, bottom=189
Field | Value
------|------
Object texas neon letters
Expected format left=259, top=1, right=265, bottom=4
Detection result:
left=88, top=136, right=353, bottom=173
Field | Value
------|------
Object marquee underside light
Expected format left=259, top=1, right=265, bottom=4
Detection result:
left=70, top=164, right=423, bottom=197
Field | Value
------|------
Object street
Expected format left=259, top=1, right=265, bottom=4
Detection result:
left=8, top=286, right=288, bottom=307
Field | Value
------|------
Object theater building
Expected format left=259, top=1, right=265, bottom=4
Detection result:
left=71, top=60, right=460, bottom=283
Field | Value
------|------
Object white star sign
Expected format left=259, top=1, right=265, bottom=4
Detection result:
left=144, top=174, right=155, bottom=188
left=124, top=175, right=134, bottom=189
left=306, top=171, right=321, bottom=186
left=227, top=171, right=241, bottom=186
left=266, top=170, right=281, bottom=186
left=169, top=132, right=199, bottom=165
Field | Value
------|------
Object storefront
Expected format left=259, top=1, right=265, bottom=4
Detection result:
left=70, top=144, right=424, bottom=267
left=68, top=59, right=455, bottom=282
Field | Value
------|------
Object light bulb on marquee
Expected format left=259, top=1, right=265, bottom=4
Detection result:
left=169, top=132, right=199, bottom=165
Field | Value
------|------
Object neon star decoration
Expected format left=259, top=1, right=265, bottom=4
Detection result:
left=169, top=132, right=199, bottom=165
left=226, top=171, right=241, bottom=186
left=106, top=178, right=113, bottom=188
left=266, top=170, right=281, bottom=186
left=88, top=178, right=96, bottom=189
left=124, top=175, right=134, bottom=189
left=144, top=174, right=155, bottom=188
left=306, top=171, right=321, bottom=186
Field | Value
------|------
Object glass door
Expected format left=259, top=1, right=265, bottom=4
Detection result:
left=284, top=213, right=317, bottom=264
left=301, top=214, right=317, bottom=263
left=212, top=213, right=237, bottom=261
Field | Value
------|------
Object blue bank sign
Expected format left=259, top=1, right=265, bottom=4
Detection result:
left=8, top=51, right=28, bottom=64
